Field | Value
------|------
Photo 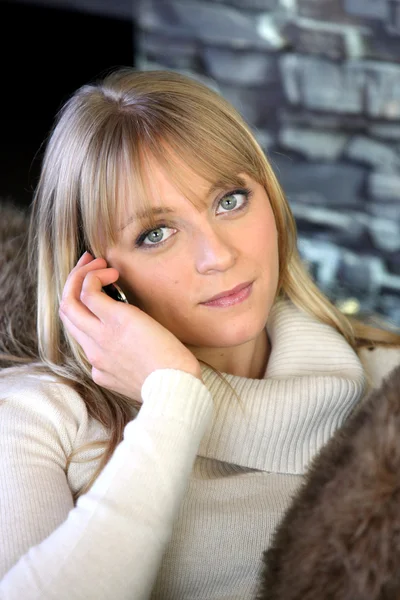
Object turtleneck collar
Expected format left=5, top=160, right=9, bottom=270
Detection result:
left=198, top=299, right=366, bottom=475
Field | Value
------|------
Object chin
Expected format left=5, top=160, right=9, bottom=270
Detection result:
left=187, top=317, right=267, bottom=349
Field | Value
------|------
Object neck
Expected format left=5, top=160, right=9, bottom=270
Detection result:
left=188, top=328, right=270, bottom=379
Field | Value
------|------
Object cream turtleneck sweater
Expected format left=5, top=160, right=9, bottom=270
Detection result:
left=0, top=300, right=396, bottom=600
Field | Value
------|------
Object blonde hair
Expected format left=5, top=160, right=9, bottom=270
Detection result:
left=3, top=67, right=400, bottom=498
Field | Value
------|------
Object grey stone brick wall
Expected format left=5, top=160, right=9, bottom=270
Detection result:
left=135, top=0, right=400, bottom=328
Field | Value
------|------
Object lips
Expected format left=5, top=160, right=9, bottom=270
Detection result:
left=201, top=281, right=253, bottom=304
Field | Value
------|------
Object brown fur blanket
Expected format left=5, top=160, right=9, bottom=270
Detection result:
left=259, top=365, right=400, bottom=600
left=0, top=200, right=37, bottom=366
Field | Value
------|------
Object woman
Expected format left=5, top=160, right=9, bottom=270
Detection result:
left=0, top=67, right=399, bottom=600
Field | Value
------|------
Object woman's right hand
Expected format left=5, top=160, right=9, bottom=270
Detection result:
left=59, top=252, right=202, bottom=402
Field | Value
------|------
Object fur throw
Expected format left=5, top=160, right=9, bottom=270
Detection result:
left=0, top=200, right=37, bottom=365
left=259, top=365, right=400, bottom=600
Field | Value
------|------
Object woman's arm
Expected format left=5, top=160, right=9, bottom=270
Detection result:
left=0, top=369, right=213, bottom=600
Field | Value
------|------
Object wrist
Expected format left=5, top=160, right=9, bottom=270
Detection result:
left=140, top=368, right=212, bottom=426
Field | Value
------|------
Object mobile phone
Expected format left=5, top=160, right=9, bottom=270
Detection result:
left=102, top=283, right=128, bottom=303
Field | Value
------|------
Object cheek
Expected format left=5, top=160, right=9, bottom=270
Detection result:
left=106, top=246, right=190, bottom=314
left=249, top=208, right=278, bottom=263
left=128, top=265, right=187, bottom=313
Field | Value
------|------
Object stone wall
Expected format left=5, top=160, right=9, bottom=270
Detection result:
left=134, top=0, right=400, bottom=328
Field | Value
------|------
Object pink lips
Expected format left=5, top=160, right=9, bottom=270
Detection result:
left=201, top=282, right=253, bottom=308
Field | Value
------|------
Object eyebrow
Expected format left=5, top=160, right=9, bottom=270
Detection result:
left=120, top=177, right=247, bottom=231
left=120, top=206, right=175, bottom=232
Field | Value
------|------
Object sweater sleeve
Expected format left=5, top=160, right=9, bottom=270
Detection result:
left=0, top=369, right=213, bottom=600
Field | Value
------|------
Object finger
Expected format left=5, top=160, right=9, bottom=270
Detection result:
left=61, top=311, right=116, bottom=376
left=66, top=256, right=108, bottom=288
left=80, top=269, right=123, bottom=321
left=62, top=259, right=108, bottom=310
left=62, top=311, right=125, bottom=386
left=76, top=251, right=95, bottom=268
left=60, top=310, right=100, bottom=363
left=82, top=268, right=120, bottom=295
left=60, top=259, right=110, bottom=332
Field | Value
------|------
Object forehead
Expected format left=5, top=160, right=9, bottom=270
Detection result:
left=141, top=156, right=211, bottom=204
left=117, top=150, right=250, bottom=231
left=117, top=155, right=207, bottom=228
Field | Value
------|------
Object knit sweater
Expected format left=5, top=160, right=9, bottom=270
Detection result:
left=0, top=301, right=399, bottom=600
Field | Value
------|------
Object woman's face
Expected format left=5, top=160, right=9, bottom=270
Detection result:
left=105, top=159, right=279, bottom=351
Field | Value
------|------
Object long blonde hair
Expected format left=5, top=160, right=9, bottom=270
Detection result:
left=3, top=67, right=400, bottom=498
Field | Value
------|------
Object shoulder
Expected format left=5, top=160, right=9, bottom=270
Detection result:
left=0, top=365, right=97, bottom=454
left=358, top=345, right=400, bottom=389
left=0, top=365, right=87, bottom=418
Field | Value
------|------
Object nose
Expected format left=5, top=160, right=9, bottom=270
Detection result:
left=193, top=223, right=237, bottom=274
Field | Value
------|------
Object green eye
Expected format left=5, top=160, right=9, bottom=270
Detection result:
left=220, top=196, right=238, bottom=211
left=136, top=225, right=176, bottom=248
left=145, top=228, right=164, bottom=244
left=216, top=189, right=250, bottom=215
